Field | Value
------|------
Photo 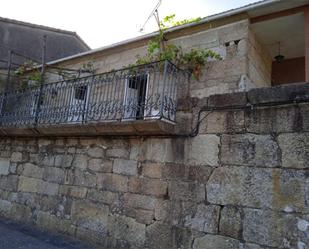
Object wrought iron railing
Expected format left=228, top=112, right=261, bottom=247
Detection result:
left=0, top=60, right=188, bottom=128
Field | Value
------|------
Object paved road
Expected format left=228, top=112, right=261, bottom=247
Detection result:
left=0, top=219, right=93, bottom=249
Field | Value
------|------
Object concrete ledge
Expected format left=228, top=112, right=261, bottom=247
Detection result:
left=0, top=119, right=175, bottom=137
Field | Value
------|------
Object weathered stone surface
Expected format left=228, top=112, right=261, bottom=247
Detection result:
left=142, top=162, right=162, bottom=179
left=247, top=83, right=309, bottom=105
left=97, top=173, right=128, bottom=192
left=278, top=133, right=309, bottom=169
left=87, top=146, right=104, bottom=158
left=193, top=234, right=240, bottom=249
left=128, top=177, right=167, bottom=197
left=113, top=158, right=137, bottom=176
left=169, top=181, right=205, bottom=202
left=11, top=152, right=23, bottom=162
left=243, top=208, right=308, bottom=248
left=186, top=135, right=220, bottom=166
left=0, top=175, right=18, bottom=191
left=43, top=167, right=65, bottom=183
left=18, top=176, right=59, bottom=196
left=73, top=169, right=97, bottom=188
left=36, top=211, right=76, bottom=236
left=0, top=159, right=10, bottom=175
left=162, top=163, right=186, bottom=180
left=106, top=148, right=129, bottom=159
left=146, top=222, right=173, bottom=249
left=184, top=204, right=220, bottom=233
left=246, top=106, right=302, bottom=133
left=72, top=154, right=88, bottom=169
left=71, top=200, right=109, bottom=233
left=87, top=189, right=118, bottom=205
left=207, top=167, right=308, bottom=212
left=110, top=215, right=146, bottom=248
left=88, top=159, right=112, bottom=172
left=207, top=92, right=247, bottom=108
left=200, top=110, right=245, bottom=133
left=59, top=185, right=87, bottom=198
left=221, top=134, right=280, bottom=167
left=219, top=206, right=242, bottom=239
left=124, top=193, right=157, bottom=210
left=187, top=165, right=213, bottom=184
left=143, top=138, right=182, bottom=163
left=0, top=199, right=12, bottom=215
left=22, top=163, right=43, bottom=179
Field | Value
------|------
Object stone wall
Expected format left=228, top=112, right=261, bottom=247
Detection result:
left=45, top=19, right=265, bottom=99
left=0, top=83, right=308, bottom=249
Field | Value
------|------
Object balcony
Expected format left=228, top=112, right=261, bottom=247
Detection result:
left=0, top=61, right=188, bottom=136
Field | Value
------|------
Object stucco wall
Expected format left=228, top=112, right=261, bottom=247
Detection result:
left=0, top=83, right=308, bottom=249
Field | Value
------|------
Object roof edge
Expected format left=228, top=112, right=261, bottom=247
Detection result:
left=0, top=16, right=91, bottom=50
left=45, top=0, right=279, bottom=66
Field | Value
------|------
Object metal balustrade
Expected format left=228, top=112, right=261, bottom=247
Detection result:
left=0, top=60, right=188, bottom=128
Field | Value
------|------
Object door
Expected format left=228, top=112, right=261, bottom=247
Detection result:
left=68, top=85, right=88, bottom=122
left=123, top=74, right=148, bottom=120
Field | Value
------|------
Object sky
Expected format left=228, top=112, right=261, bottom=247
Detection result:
left=0, top=0, right=259, bottom=49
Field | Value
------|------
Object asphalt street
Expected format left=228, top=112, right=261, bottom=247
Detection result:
left=0, top=219, right=93, bottom=249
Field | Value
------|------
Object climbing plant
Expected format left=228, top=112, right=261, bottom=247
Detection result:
left=135, top=14, right=221, bottom=79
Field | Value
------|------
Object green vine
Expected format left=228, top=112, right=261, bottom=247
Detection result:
left=135, top=14, right=222, bottom=79
left=14, top=61, right=41, bottom=90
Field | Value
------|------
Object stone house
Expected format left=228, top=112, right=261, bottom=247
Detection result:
left=0, top=0, right=308, bottom=249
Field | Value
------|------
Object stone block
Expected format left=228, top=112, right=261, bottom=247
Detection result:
left=43, top=167, right=65, bottom=183
left=143, top=138, right=181, bottom=163
left=0, top=199, right=12, bottom=215
left=146, top=222, right=173, bottom=249
left=113, top=158, right=137, bottom=176
left=219, top=206, right=242, bottom=239
left=169, top=181, right=205, bottom=202
left=187, top=165, right=213, bottom=184
left=162, top=163, right=186, bottom=180
left=246, top=106, right=301, bottom=133
left=0, top=175, right=18, bottom=191
left=200, top=110, right=245, bottom=133
left=186, top=135, right=220, bottom=166
left=72, top=154, right=88, bottom=170
left=247, top=83, right=309, bottom=105
left=278, top=133, right=309, bottom=169
left=9, top=203, right=31, bottom=222
left=71, top=200, right=109, bottom=232
left=0, top=159, right=10, bottom=175
left=88, top=159, right=112, bottom=173
left=18, top=176, right=59, bottom=196
left=243, top=208, right=308, bottom=248
left=59, top=185, right=87, bottom=198
left=87, top=189, right=118, bottom=205
left=184, top=204, right=220, bottom=233
left=106, top=148, right=129, bottom=159
left=193, top=234, right=240, bottom=249
left=36, top=211, right=76, bottom=236
left=207, top=92, right=247, bottom=108
left=97, top=173, right=128, bottom=192
left=73, top=169, right=97, bottom=188
left=111, top=214, right=146, bottom=248
left=221, top=134, right=280, bottom=167
left=207, top=167, right=308, bottom=212
left=87, top=146, right=104, bottom=158
left=123, top=193, right=157, bottom=210
left=11, top=152, right=23, bottom=162
left=22, top=163, right=43, bottom=179
left=142, top=162, right=162, bottom=179
left=128, top=177, right=167, bottom=197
